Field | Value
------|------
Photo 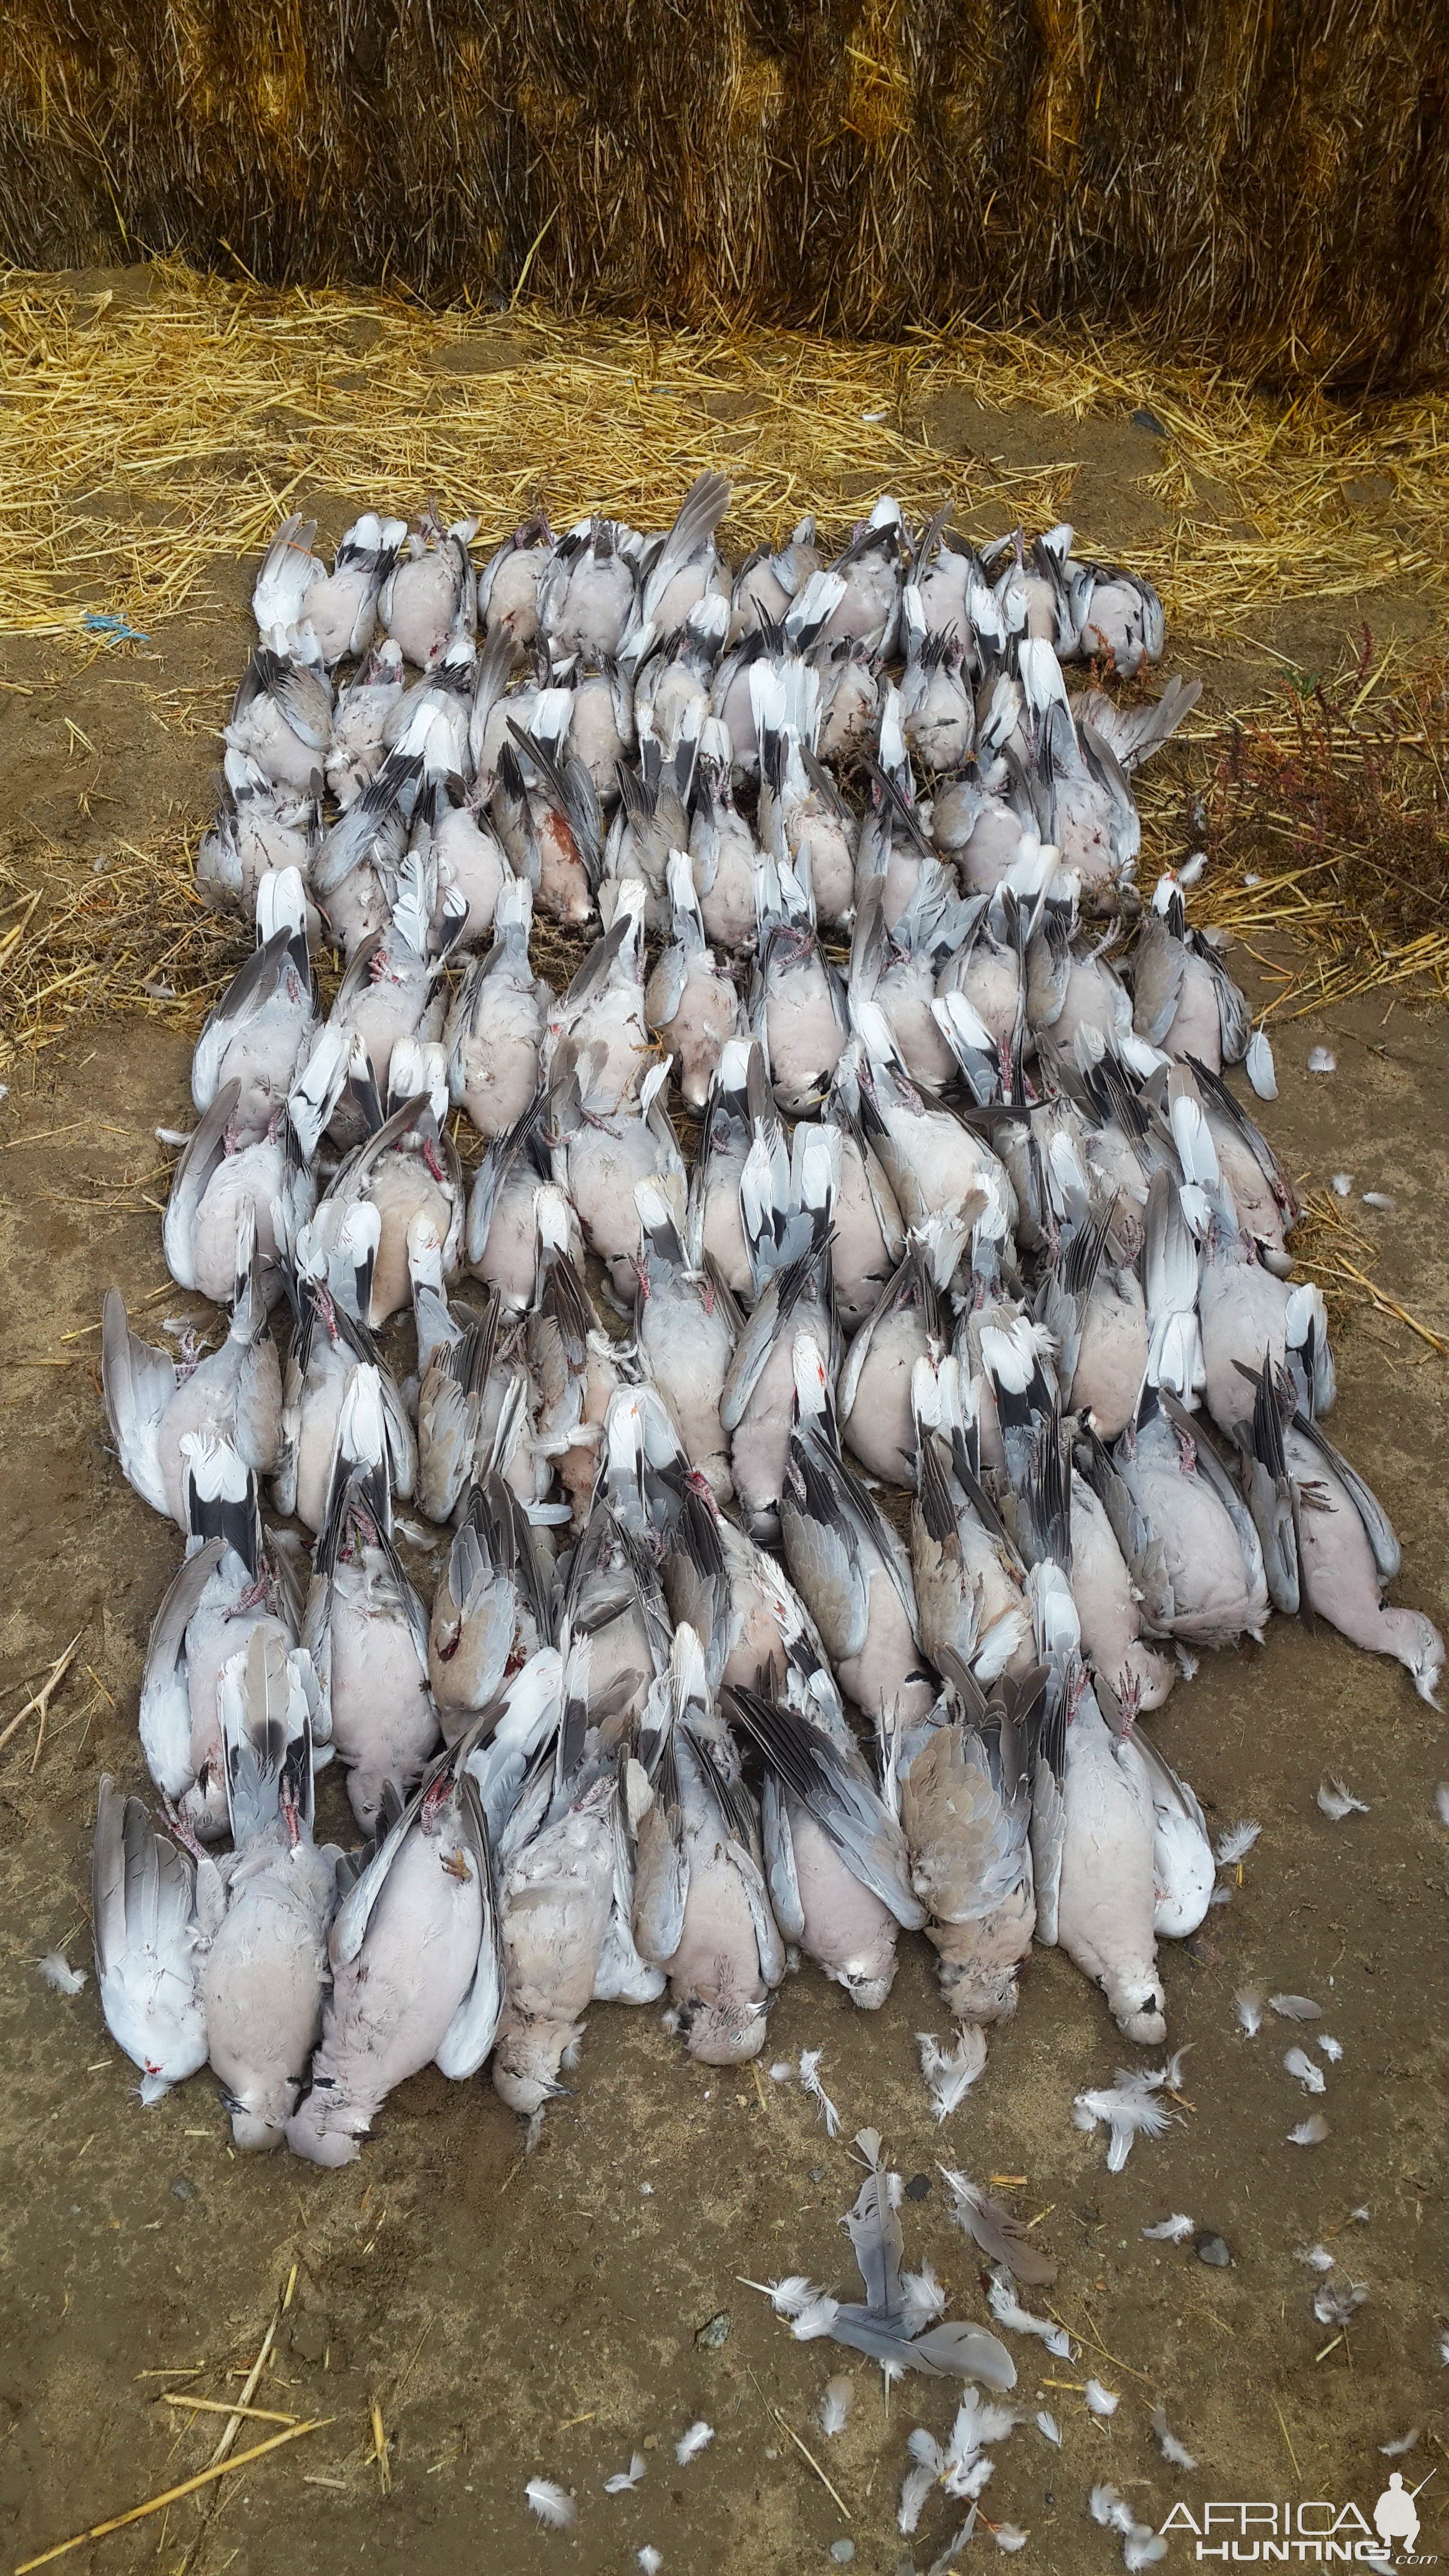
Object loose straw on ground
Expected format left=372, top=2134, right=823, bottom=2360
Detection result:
left=13, top=2421, right=333, bottom=2573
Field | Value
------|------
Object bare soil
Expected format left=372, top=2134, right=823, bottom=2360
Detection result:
left=1, top=303, right=1446, bottom=2576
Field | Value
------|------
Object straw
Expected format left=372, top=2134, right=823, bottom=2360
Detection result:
left=12, top=2422, right=332, bottom=2572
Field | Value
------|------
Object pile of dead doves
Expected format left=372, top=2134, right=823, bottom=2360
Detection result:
left=74, top=489, right=1438, bottom=2248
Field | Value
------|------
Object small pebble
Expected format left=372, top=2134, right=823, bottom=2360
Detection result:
left=904, top=2173, right=931, bottom=2202
left=1133, top=406, right=1168, bottom=436
left=829, top=2544, right=856, bottom=2565
left=170, top=2175, right=197, bottom=2202
left=695, top=2311, right=730, bottom=2352
left=1306, top=1045, right=1336, bottom=1073
left=810, top=2167, right=827, bottom=2184
left=1196, top=2232, right=1232, bottom=2268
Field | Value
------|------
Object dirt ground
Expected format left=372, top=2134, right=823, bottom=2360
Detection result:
left=1, top=285, right=1447, bottom=2576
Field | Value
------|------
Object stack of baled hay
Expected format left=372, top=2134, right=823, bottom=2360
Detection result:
left=3, top=0, right=1448, bottom=384
left=90, top=484, right=1442, bottom=2182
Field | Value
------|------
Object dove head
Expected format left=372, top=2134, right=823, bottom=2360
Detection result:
left=492, top=2023, right=577, bottom=2117
left=1105, top=1970, right=1168, bottom=2049
left=680, top=1989, right=771, bottom=2067
left=937, top=1957, right=1022, bottom=2025
left=178, top=1760, right=230, bottom=1844
left=228, top=2092, right=291, bottom=2153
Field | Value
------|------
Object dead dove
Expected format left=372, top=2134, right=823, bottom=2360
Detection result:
left=690, top=720, right=761, bottom=950
left=225, top=629, right=332, bottom=795
left=645, top=849, right=741, bottom=1109
left=253, top=513, right=324, bottom=640
left=1068, top=1463, right=1176, bottom=1713
left=604, top=721, right=702, bottom=932
left=690, top=1039, right=766, bottom=1297
left=102, top=1211, right=282, bottom=1526
left=729, top=514, right=820, bottom=640
left=751, top=851, right=848, bottom=1113
left=429, top=1471, right=552, bottom=1739
left=1131, top=882, right=1250, bottom=1075
left=550, top=1055, right=686, bottom=1297
left=851, top=874, right=962, bottom=1098
left=302, top=1370, right=441, bottom=1828
left=378, top=504, right=478, bottom=667
left=195, top=1627, right=339, bottom=2147
left=850, top=1002, right=1013, bottom=1242
left=163, top=1077, right=313, bottom=1309
left=781, top=1337, right=938, bottom=1727
left=632, top=1184, right=738, bottom=1500
left=542, top=882, right=652, bottom=1111
left=1261, top=1403, right=1443, bottom=1701
left=326, top=640, right=407, bottom=809
left=1036, top=1204, right=1149, bottom=1443
left=728, top=1681, right=926, bottom=2008
left=92, top=1775, right=207, bottom=2104
left=309, top=759, right=416, bottom=958
left=899, top=1662, right=1042, bottom=2024
left=637, top=596, right=731, bottom=766
left=445, top=875, right=551, bottom=1137
left=1088, top=1389, right=1269, bottom=1651
left=559, top=1495, right=673, bottom=1730
left=839, top=1224, right=960, bottom=1488
left=303, top=512, right=409, bottom=664
left=138, top=1456, right=307, bottom=1837
left=753, top=661, right=856, bottom=930
left=477, top=512, right=554, bottom=656
left=721, top=1129, right=837, bottom=1540
left=273, top=1275, right=415, bottom=1534
left=196, top=748, right=321, bottom=922
left=822, top=497, right=906, bottom=656
left=1133, top=1717, right=1214, bottom=1939
left=191, top=877, right=317, bottom=1144
left=909, top=1357, right=1033, bottom=1689
left=538, top=515, right=641, bottom=665
left=285, top=1742, right=499, bottom=2164
left=1068, top=558, right=1164, bottom=676
left=631, top=472, right=732, bottom=649
left=633, top=1623, right=784, bottom=2062
left=1042, top=1561, right=1167, bottom=2045
left=497, top=718, right=602, bottom=928
left=899, top=584, right=975, bottom=773
left=489, top=1642, right=641, bottom=2117
left=822, top=1048, right=909, bottom=1332
left=315, top=1069, right=463, bottom=1328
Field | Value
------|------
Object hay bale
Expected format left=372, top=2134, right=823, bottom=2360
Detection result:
left=3, top=0, right=1447, bottom=384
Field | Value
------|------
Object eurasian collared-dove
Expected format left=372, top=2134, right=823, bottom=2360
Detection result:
left=92, top=1775, right=207, bottom=2105
left=378, top=504, right=477, bottom=668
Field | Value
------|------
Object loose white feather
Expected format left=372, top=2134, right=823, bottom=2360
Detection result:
left=39, top=1951, right=87, bottom=1994
left=1284, top=2046, right=1326, bottom=2094
left=987, top=2271, right=1072, bottom=2356
left=897, top=2459, right=937, bottom=2535
left=1306, top=1046, right=1336, bottom=1073
left=1214, top=1819, right=1261, bottom=1866
left=1244, top=1030, right=1277, bottom=1099
left=1288, top=2115, right=1329, bottom=2146
left=604, top=2454, right=647, bottom=2494
left=1073, top=2076, right=1174, bottom=2172
left=1313, top=2280, right=1368, bottom=2327
left=1235, top=1988, right=1264, bottom=2037
left=1317, top=1777, right=1370, bottom=1821
left=525, top=2477, right=577, bottom=2529
left=1084, top=2378, right=1119, bottom=2417
left=798, top=2047, right=842, bottom=2139
left=1141, top=2213, right=1195, bottom=2242
left=638, top=2550, right=663, bottom=2576
left=1036, top=2410, right=1061, bottom=2446
left=1150, top=2404, right=1198, bottom=2469
left=990, top=2525, right=1028, bottom=2554
left=1434, top=1783, right=1449, bottom=1827
left=819, top=2377, right=854, bottom=2437
left=1271, top=1993, right=1322, bottom=2021
left=1317, top=2034, right=1344, bottom=2062
left=1380, top=2428, right=1420, bottom=2457
left=918, top=2026, right=987, bottom=2120
left=675, top=2421, right=714, bottom=2466
left=1295, top=2245, right=1335, bottom=2271
left=900, top=2262, right=949, bottom=2334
